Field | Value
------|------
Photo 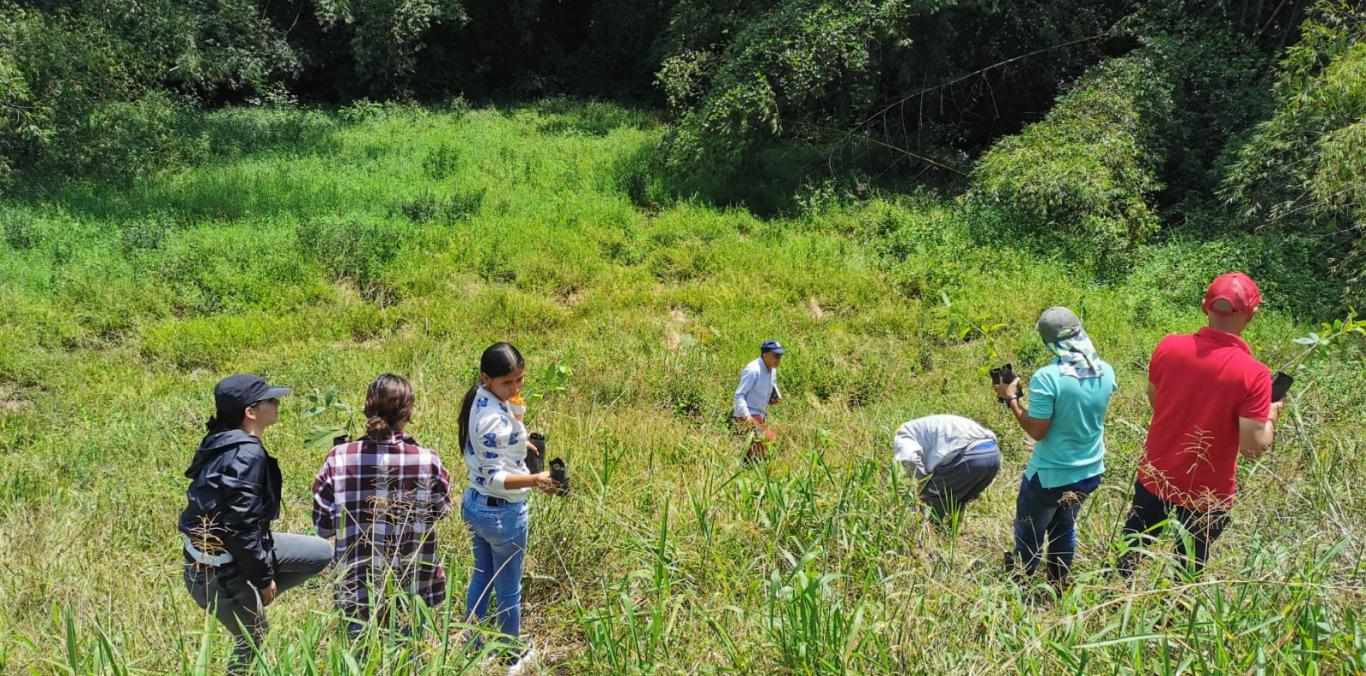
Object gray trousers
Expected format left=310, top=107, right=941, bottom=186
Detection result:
left=920, top=443, right=1002, bottom=523
left=184, top=533, right=333, bottom=671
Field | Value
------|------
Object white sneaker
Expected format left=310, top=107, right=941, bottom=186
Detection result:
left=503, top=644, right=538, bottom=676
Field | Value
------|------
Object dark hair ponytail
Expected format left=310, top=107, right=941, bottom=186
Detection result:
left=205, top=407, right=245, bottom=434
left=363, top=373, right=415, bottom=441
left=458, top=342, right=525, bottom=452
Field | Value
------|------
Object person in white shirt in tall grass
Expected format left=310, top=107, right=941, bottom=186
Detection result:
left=733, top=339, right=786, bottom=463
left=893, top=415, right=1002, bottom=530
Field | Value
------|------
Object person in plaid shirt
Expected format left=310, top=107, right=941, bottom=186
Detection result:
left=312, top=374, right=452, bottom=634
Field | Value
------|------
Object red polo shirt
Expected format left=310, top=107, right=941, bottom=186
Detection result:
left=1140, top=327, right=1271, bottom=510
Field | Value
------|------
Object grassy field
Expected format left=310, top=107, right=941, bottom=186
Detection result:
left=0, top=100, right=1363, bottom=673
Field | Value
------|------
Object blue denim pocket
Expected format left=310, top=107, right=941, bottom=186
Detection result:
left=490, top=502, right=529, bottom=547
left=462, top=490, right=528, bottom=547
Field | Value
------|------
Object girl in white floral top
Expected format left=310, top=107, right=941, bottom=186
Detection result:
left=457, top=342, right=555, bottom=673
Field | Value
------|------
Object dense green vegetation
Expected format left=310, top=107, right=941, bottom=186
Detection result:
left=0, top=0, right=1363, bottom=672
left=0, top=101, right=1363, bottom=673
left=1, top=0, right=1361, bottom=308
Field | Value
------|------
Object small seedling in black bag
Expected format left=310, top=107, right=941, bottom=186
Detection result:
left=526, top=432, right=547, bottom=474
left=549, top=458, right=570, bottom=496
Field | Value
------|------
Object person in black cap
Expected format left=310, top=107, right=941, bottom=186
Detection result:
left=733, top=340, right=787, bottom=463
left=179, top=374, right=332, bottom=673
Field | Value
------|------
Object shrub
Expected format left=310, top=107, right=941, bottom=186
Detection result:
left=1127, top=234, right=1347, bottom=322
left=0, top=2, right=298, bottom=183
left=140, top=312, right=309, bottom=369
left=186, top=107, right=339, bottom=160
left=295, top=214, right=416, bottom=293
left=1, top=209, right=48, bottom=251
left=145, top=227, right=323, bottom=314
left=310, top=0, right=468, bottom=96
left=610, top=142, right=665, bottom=209
left=661, top=0, right=911, bottom=179
left=421, top=143, right=462, bottom=179
left=117, top=215, right=175, bottom=255
left=1218, top=2, right=1366, bottom=309
left=398, top=187, right=485, bottom=223
left=968, top=54, right=1174, bottom=272
left=66, top=93, right=189, bottom=180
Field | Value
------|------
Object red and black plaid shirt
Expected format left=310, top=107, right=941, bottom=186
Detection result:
left=312, top=433, right=452, bottom=619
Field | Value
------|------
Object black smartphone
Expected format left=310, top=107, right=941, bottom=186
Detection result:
left=1271, top=372, right=1294, bottom=403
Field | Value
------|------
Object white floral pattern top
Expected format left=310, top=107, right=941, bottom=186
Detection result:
left=463, top=386, right=531, bottom=502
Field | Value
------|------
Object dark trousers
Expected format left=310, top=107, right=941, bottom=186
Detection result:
left=1118, top=479, right=1230, bottom=577
left=1012, top=472, right=1101, bottom=582
left=919, top=443, right=1001, bottom=523
left=184, top=533, right=333, bottom=673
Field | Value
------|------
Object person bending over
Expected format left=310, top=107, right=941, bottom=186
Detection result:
left=893, top=414, right=1002, bottom=529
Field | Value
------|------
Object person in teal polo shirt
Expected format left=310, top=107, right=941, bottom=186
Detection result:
left=993, top=307, right=1116, bottom=592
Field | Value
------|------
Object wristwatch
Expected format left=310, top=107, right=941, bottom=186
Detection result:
left=998, top=394, right=1023, bottom=406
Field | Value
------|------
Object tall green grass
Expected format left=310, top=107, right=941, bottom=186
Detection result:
left=0, top=100, right=1362, bottom=673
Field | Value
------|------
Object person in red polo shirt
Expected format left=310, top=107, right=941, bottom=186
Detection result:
left=1117, top=272, right=1283, bottom=577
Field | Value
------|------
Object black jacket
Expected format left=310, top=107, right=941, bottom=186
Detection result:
left=178, top=429, right=282, bottom=587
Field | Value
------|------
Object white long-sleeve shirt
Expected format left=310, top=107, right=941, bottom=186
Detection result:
left=733, top=357, right=780, bottom=418
left=893, top=415, right=996, bottom=478
left=463, top=386, right=532, bottom=502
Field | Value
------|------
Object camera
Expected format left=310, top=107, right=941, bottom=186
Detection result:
left=527, top=433, right=567, bottom=496
left=989, top=363, right=1018, bottom=386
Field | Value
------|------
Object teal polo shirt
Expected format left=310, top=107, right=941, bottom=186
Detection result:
left=1025, top=360, right=1116, bottom=488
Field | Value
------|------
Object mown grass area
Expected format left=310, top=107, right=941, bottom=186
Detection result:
left=0, top=100, right=1362, bottom=673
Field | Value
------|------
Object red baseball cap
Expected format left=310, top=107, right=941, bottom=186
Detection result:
left=1203, top=272, right=1262, bottom=316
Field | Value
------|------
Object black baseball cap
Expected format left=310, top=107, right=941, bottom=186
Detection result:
left=214, top=374, right=291, bottom=416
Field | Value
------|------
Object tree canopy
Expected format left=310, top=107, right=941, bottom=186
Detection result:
left=0, top=0, right=1359, bottom=309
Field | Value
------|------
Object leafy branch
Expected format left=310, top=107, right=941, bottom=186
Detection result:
left=302, top=385, right=357, bottom=452
left=1280, top=309, right=1365, bottom=372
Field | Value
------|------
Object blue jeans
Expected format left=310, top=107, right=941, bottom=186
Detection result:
left=462, top=489, right=529, bottom=643
left=1012, top=472, right=1101, bottom=581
